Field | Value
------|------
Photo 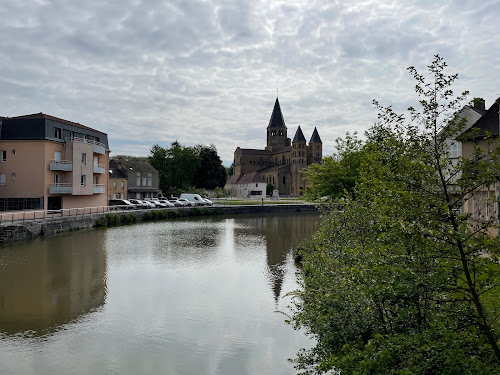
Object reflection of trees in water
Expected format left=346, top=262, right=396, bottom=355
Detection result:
left=0, top=230, right=107, bottom=335
left=236, top=213, right=320, bottom=302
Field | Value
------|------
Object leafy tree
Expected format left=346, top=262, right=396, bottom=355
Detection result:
left=266, top=183, right=275, bottom=197
left=289, top=55, right=500, bottom=374
left=193, top=144, right=227, bottom=189
left=302, top=132, right=365, bottom=200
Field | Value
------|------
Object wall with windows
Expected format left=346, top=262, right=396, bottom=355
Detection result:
left=108, top=178, right=127, bottom=200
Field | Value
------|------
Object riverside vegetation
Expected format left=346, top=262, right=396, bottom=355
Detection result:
left=289, top=56, right=500, bottom=374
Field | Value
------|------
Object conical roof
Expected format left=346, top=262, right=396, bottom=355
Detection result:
left=267, top=98, right=286, bottom=129
left=309, top=127, right=322, bottom=143
left=292, top=126, right=306, bottom=142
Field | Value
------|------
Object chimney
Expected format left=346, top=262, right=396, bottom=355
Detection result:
left=118, top=157, right=123, bottom=165
left=473, top=98, right=486, bottom=113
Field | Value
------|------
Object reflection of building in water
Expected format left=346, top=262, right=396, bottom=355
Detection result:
left=0, top=230, right=107, bottom=335
left=237, top=213, right=320, bottom=302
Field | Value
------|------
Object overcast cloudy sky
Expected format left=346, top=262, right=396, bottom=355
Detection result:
left=1, top=0, right=499, bottom=164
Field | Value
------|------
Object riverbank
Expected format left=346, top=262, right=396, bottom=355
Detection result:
left=0, top=204, right=318, bottom=243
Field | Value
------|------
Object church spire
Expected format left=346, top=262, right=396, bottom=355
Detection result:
left=309, top=127, right=322, bottom=143
left=292, top=125, right=306, bottom=142
left=267, top=97, right=287, bottom=129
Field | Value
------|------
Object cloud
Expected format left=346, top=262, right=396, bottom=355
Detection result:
left=0, top=0, right=499, bottom=164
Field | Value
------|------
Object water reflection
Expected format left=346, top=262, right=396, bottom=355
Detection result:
left=0, top=231, right=107, bottom=335
left=234, top=214, right=320, bottom=302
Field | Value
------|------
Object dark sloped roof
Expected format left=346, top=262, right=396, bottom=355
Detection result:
left=119, top=159, right=158, bottom=173
left=309, top=127, right=322, bottom=143
left=292, top=126, right=306, bottom=142
left=462, top=99, right=499, bottom=139
left=109, top=160, right=128, bottom=179
left=6, top=112, right=105, bottom=134
left=237, top=172, right=266, bottom=184
left=240, top=148, right=271, bottom=155
left=258, top=164, right=289, bottom=173
left=267, top=98, right=287, bottom=129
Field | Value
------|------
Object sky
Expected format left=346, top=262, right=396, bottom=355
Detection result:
left=1, top=0, right=499, bottom=165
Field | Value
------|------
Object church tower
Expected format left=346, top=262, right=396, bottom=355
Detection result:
left=291, top=126, right=307, bottom=195
left=307, top=127, right=323, bottom=165
left=265, top=98, right=290, bottom=152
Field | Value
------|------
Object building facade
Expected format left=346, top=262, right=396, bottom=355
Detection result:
left=110, top=158, right=161, bottom=199
left=226, top=98, right=322, bottom=196
left=0, top=113, right=109, bottom=211
left=108, top=159, right=128, bottom=200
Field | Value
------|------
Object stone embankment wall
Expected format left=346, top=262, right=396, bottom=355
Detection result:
left=0, top=205, right=318, bottom=244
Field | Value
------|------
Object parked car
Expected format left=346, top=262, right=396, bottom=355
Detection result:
left=128, top=199, right=150, bottom=209
left=177, top=198, right=194, bottom=207
left=158, top=199, right=175, bottom=207
left=203, top=198, right=213, bottom=206
left=144, top=198, right=167, bottom=208
left=180, top=193, right=207, bottom=206
left=138, top=200, right=156, bottom=208
left=109, top=199, right=136, bottom=210
left=168, top=198, right=182, bottom=207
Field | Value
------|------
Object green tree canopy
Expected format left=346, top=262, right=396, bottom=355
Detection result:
left=193, top=144, right=227, bottom=189
left=290, top=55, right=500, bottom=374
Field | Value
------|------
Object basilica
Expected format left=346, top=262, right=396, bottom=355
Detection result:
left=225, top=98, right=323, bottom=197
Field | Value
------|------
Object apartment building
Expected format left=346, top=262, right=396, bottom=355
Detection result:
left=0, top=113, right=110, bottom=211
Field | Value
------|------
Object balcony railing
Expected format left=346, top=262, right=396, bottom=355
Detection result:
left=66, top=136, right=107, bottom=155
left=50, top=183, right=73, bottom=194
left=93, top=184, right=105, bottom=194
left=50, top=160, right=73, bottom=171
left=93, top=164, right=106, bottom=174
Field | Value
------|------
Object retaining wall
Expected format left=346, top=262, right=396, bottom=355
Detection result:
left=0, top=205, right=318, bottom=244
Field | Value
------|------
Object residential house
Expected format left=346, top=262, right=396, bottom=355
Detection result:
left=460, top=98, right=500, bottom=236
left=110, top=158, right=161, bottom=199
left=108, top=159, right=128, bottom=200
left=225, top=171, right=266, bottom=198
left=0, top=113, right=109, bottom=211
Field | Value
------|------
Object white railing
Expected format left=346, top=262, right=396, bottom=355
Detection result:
left=66, top=137, right=107, bottom=155
left=50, top=160, right=73, bottom=171
left=50, top=183, right=73, bottom=194
left=93, top=164, right=106, bottom=174
left=93, top=184, right=105, bottom=194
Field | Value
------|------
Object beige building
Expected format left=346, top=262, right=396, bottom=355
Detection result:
left=460, top=99, right=500, bottom=236
left=0, top=113, right=110, bottom=211
left=108, top=159, right=128, bottom=200
left=226, top=98, right=323, bottom=197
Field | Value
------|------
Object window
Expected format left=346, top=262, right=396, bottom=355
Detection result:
left=136, top=172, right=140, bottom=186
left=256, top=183, right=258, bottom=187
left=1, top=150, right=6, bottom=162
left=54, top=174, right=61, bottom=184
left=121, top=181, right=124, bottom=189
left=148, top=173, right=152, bottom=187
left=81, top=153, right=86, bottom=165
left=448, top=143, right=459, bottom=158
left=113, top=193, right=116, bottom=199
left=94, top=156, right=99, bottom=166
left=0, top=173, right=6, bottom=185
left=93, top=176, right=99, bottom=185
left=54, top=151, right=61, bottom=161
left=11, top=149, right=16, bottom=155
left=142, top=176, right=146, bottom=186
left=54, top=128, right=62, bottom=139
left=81, top=175, right=86, bottom=186
left=113, top=181, right=117, bottom=188
left=283, top=176, right=286, bottom=184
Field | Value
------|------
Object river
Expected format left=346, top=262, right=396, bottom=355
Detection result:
left=0, top=212, right=320, bottom=375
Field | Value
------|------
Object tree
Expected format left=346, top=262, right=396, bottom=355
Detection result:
left=301, top=132, right=365, bottom=200
left=266, top=183, right=274, bottom=197
left=193, top=144, right=227, bottom=189
left=289, top=56, right=500, bottom=374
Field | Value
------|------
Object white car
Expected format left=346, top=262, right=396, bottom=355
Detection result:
left=158, top=199, right=175, bottom=208
left=177, top=198, right=193, bottom=206
left=138, top=200, right=156, bottom=208
left=203, top=198, right=213, bottom=206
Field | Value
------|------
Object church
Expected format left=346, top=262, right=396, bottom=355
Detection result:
left=225, top=98, right=323, bottom=197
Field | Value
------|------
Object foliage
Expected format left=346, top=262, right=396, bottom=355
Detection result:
left=302, top=132, right=365, bottom=200
left=149, top=142, right=226, bottom=194
left=111, top=154, right=149, bottom=162
left=94, top=213, right=137, bottom=227
left=266, top=183, right=275, bottom=196
left=290, top=55, right=500, bottom=374
left=214, top=187, right=230, bottom=198
left=193, top=144, right=227, bottom=189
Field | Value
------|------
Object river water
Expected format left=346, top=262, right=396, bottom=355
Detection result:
left=0, top=212, right=320, bottom=375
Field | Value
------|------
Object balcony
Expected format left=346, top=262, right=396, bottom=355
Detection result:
left=50, top=183, right=73, bottom=194
left=93, top=164, right=106, bottom=174
left=93, top=184, right=105, bottom=194
left=66, top=136, right=107, bottom=155
left=50, top=160, right=73, bottom=171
